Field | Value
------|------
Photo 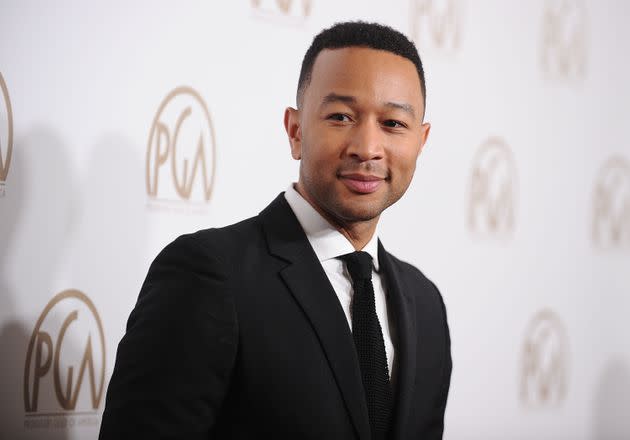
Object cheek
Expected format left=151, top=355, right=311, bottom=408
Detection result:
left=301, top=137, right=341, bottom=173
left=300, top=145, right=333, bottom=184
left=391, top=145, right=420, bottom=175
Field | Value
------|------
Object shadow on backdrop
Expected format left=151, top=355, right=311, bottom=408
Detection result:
left=73, top=134, right=148, bottom=436
left=592, top=357, right=630, bottom=440
left=0, top=127, right=76, bottom=440
left=74, top=133, right=148, bottom=309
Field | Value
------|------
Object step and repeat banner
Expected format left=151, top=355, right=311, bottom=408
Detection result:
left=1, top=1, right=629, bottom=439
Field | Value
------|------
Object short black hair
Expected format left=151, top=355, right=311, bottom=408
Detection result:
left=297, top=21, right=426, bottom=110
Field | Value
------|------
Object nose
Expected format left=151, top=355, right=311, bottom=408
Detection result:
left=346, top=119, right=385, bottom=161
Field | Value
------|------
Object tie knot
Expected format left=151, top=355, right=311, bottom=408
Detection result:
left=339, top=251, right=373, bottom=282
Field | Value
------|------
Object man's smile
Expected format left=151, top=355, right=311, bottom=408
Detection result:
left=338, top=173, right=385, bottom=194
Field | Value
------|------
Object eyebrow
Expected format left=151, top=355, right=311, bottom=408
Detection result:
left=321, top=93, right=416, bottom=118
left=321, top=93, right=356, bottom=105
left=384, top=101, right=416, bottom=118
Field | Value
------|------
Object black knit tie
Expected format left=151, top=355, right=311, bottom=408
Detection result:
left=339, top=251, right=392, bottom=440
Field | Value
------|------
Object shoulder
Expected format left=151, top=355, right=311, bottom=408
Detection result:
left=130, top=217, right=265, bottom=331
left=385, top=252, right=438, bottom=291
left=154, top=215, right=263, bottom=276
left=384, top=251, right=446, bottom=310
left=188, top=215, right=262, bottom=249
left=173, top=214, right=261, bottom=250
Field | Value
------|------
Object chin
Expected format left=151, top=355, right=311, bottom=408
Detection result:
left=335, top=201, right=385, bottom=223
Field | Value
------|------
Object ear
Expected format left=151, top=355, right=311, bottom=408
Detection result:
left=284, top=107, right=302, bottom=160
left=417, top=122, right=431, bottom=157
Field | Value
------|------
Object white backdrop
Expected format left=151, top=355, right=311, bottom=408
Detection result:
left=1, top=1, right=629, bottom=439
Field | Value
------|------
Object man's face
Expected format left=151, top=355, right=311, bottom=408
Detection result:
left=285, top=47, right=430, bottom=226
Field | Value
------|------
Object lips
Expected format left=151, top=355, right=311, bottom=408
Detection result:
left=339, top=173, right=385, bottom=194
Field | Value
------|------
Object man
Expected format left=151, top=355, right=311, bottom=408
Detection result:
left=99, top=21, right=451, bottom=440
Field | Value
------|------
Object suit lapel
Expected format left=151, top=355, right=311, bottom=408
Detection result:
left=260, top=195, right=370, bottom=440
left=378, top=241, right=418, bottom=440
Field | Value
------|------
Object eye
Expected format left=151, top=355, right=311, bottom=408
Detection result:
left=382, top=119, right=407, bottom=129
left=327, top=113, right=352, bottom=122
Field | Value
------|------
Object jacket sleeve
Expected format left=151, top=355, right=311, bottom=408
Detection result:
left=99, top=233, right=238, bottom=440
left=426, top=280, right=452, bottom=440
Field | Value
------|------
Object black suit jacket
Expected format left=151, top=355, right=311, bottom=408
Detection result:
left=99, top=194, right=451, bottom=439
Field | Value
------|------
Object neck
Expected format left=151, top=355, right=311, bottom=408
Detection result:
left=338, top=220, right=378, bottom=251
left=295, top=183, right=379, bottom=251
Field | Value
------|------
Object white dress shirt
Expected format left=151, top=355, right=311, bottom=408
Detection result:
left=284, top=184, right=395, bottom=376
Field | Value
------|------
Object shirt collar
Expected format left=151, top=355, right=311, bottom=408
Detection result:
left=284, top=184, right=380, bottom=271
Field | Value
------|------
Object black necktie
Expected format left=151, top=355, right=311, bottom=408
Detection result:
left=339, top=251, right=393, bottom=440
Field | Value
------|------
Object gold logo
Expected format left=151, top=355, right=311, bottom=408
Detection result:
left=592, top=155, right=630, bottom=250
left=251, top=0, right=312, bottom=21
left=467, top=137, right=517, bottom=238
left=24, top=290, right=106, bottom=415
left=146, top=86, right=216, bottom=204
left=0, top=71, right=14, bottom=197
left=520, top=309, right=569, bottom=407
left=410, top=0, right=461, bottom=51
left=541, top=0, right=587, bottom=80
